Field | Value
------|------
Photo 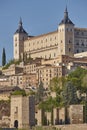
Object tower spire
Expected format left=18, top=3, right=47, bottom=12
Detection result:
left=19, top=17, right=22, bottom=28
left=64, top=6, right=68, bottom=20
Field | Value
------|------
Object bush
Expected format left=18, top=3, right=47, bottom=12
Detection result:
left=11, top=90, right=26, bottom=96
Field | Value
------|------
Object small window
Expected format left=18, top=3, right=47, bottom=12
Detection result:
left=69, top=40, right=71, bottom=43
left=41, top=40, right=43, bottom=43
left=54, top=53, right=56, bottom=57
left=15, top=50, right=17, bottom=54
left=76, top=43, right=79, bottom=45
left=82, top=43, right=84, bottom=46
left=76, top=32, right=79, bottom=35
left=23, top=37, right=24, bottom=41
left=49, top=54, right=51, bottom=59
left=15, top=37, right=17, bottom=41
left=82, top=32, right=84, bottom=35
left=66, top=28, right=68, bottom=31
left=77, top=50, right=79, bottom=53
left=15, top=43, right=17, bottom=47
left=69, top=48, right=71, bottom=52
left=50, top=38, right=52, bottom=41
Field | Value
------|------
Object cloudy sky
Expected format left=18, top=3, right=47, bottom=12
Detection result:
left=0, top=0, right=87, bottom=65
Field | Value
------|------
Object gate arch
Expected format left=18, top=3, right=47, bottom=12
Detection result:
left=14, top=120, right=18, bottom=128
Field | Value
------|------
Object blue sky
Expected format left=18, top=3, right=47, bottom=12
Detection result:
left=0, top=0, right=87, bottom=65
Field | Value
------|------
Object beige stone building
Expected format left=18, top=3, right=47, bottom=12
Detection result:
left=0, top=76, right=9, bottom=87
left=13, top=7, right=87, bottom=61
left=10, top=95, right=35, bottom=129
left=1, top=54, right=87, bottom=89
left=0, top=86, right=21, bottom=101
left=37, top=64, right=66, bottom=89
left=2, top=64, right=23, bottom=76
left=9, top=73, right=38, bottom=89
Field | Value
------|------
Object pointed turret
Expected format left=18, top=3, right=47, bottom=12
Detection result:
left=15, top=18, right=28, bottom=34
left=59, top=7, right=74, bottom=25
left=64, top=6, right=68, bottom=20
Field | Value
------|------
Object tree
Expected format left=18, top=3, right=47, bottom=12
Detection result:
left=49, top=77, right=66, bottom=107
left=67, top=67, right=87, bottom=90
left=82, top=75, right=87, bottom=95
left=82, top=75, right=87, bottom=123
left=62, top=81, right=78, bottom=106
left=49, top=77, right=66, bottom=91
left=39, top=96, right=56, bottom=111
left=2, top=48, right=6, bottom=66
left=35, top=81, right=45, bottom=103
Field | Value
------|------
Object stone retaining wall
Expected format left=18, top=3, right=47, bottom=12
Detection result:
left=55, top=124, right=87, bottom=130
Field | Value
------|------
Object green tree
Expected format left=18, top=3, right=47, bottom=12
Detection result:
left=49, top=77, right=66, bottom=91
left=82, top=75, right=87, bottom=123
left=35, top=81, right=45, bottom=103
left=62, top=81, right=78, bottom=106
left=82, top=75, right=87, bottom=95
left=2, top=48, right=6, bottom=66
left=49, top=77, right=66, bottom=107
left=39, top=96, right=57, bottom=111
left=67, top=67, right=87, bottom=90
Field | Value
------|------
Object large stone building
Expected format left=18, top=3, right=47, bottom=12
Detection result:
left=13, top=7, right=87, bottom=61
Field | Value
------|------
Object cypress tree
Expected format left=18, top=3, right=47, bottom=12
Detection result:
left=2, top=48, right=6, bottom=66
left=62, top=81, right=78, bottom=106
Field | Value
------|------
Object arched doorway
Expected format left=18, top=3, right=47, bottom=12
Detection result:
left=14, top=120, right=18, bottom=128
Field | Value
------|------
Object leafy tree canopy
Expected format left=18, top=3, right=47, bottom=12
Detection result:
left=68, top=66, right=87, bottom=79
left=39, top=96, right=57, bottom=111
left=49, top=76, right=66, bottom=91
left=82, top=75, right=87, bottom=93
left=67, top=67, right=87, bottom=90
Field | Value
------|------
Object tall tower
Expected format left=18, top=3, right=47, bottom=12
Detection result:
left=13, top=18, right=28, bottom=60
left=58, top=7, right=74, bottom=57
left=10, top=95, right=35, bottom=129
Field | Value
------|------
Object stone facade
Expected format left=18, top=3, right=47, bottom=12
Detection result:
left=2, top=64, right=23, bottom=76
left=37, top=64, right=66, bottom=89
left=35, top=105, right=84, bottom=126
left=68, top=105, right=83, bottom=124
left=10, top=95, right=35, bottom=129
